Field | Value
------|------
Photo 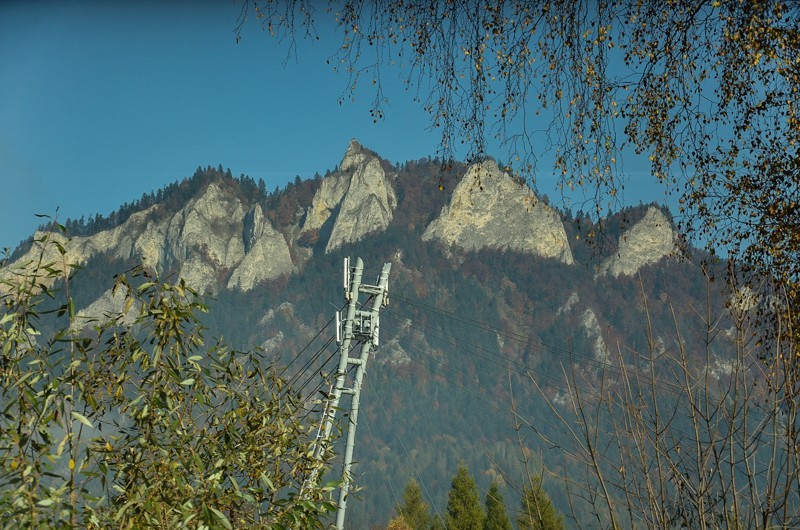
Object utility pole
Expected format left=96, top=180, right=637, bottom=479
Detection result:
left=303, top=256, right=391, bottom=530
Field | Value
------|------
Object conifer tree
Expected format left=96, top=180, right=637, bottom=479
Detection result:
left=431, top=515, right=446, bottom=530
left=387, top=514, right=414, bottom=530
left=396, top=479, right=432, bottom=530
left=483, top=482, right=511, bottom=530
left=445, top=467, right=484, bottom=530
left=516, top=477, right=564, bottom=530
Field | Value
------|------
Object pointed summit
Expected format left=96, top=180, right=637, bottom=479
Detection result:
left=598, top=206, right=676, bottom=277
left=423, top=161, right=574, bottom=264
left=345, top=137, right=364, bottom=155
left=301, top=140, right=397, bottom=253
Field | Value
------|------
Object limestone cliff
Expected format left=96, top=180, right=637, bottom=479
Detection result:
left=227, top=204, right=294, bottom=290
left=1, top=209, right=157, bottom=295
left=422, top=161, right=574, bottom=264
left=160, top=182, right=247, bottom=292
left=4, top=181, right=294, bottom=295
left=301, top=139, right=397, bottom=253
left=581, top=307, right=608, bottom=362
left=598, top=206, right=676, bottom=278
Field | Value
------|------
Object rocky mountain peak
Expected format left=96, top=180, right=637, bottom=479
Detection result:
left=598, top=206, right=676, bottom=278
left=3, top=179, right=295, bottom=295
left=422, top=161, right=574, bottom=264
left=301, top=140, right=397, bottom=253
left=227, top=203, right=294, bottom=291
left=142, top=183, right=294, bottom=291
left=341, top=138, right=368, bottom=171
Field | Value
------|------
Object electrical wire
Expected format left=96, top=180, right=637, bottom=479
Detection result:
left=392, top=333, right=585, bottom=450
left=361, top=411, right=402, bottom=520
left=294, top=344, right=339, bottom=399
left=281, top=334, right=336, bottom=398
left=278, top=303, right=345, bottom=379
left=383, top=309, right=605, bottom=402
left=389, top=292, right=773, bottom=478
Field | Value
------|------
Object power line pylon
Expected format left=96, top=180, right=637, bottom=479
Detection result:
left=304, top=256, right=391, bottom=529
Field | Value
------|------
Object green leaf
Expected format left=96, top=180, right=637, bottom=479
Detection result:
left=209, top=507, right=233, bottom=530
left=10, top=372, right=33, bottom=390
left=137, top=282, right=157, bottom=293
left=180, top=378, right=195, bottom=386
left=115, top=500, right=136, bottom=522
left=260, top=474, right=274, bottom=493
left=72, top=411, right=93, bottom=429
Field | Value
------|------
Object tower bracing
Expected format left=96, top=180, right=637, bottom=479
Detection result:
left=303, top=256, right=391, bottom=529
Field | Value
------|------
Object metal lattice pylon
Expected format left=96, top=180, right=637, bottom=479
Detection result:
left=302, top=256, right=391, bottom=529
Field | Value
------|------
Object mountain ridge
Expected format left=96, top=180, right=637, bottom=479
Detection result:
left=7, top=140, right=680, bottom=297
left=1, top=140, right=731, bottom=527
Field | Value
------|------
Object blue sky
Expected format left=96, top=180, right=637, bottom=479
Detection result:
left=0, top=1, right=443, bottom=250
left=0, top=1, right=665, bottom=252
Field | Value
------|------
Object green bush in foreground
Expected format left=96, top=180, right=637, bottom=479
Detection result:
left=0, top=231, right=335, bottom=529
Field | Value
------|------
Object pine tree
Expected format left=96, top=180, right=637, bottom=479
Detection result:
left=431, top=515, right=446, bottom=530
left=396, top=479, right=432, bottom=530
left=516, top=477, right=564, bottom=530
left=445, top=467, right=484, bottom=530
left=387, top=515, right=414, bottom=530
left=483, top=482, right=512, bottom=530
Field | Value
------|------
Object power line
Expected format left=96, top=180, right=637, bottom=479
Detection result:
left=361, top=410, right=402, bottom=521
left=383, top=309, right=602, bottom=401
left=282, top=335, right=337, bottom=398
left=393, top=334, right=578, bottom=447
left=294, top=342, right=339, bottom=399
left=278, top=305, right=343, bottom=379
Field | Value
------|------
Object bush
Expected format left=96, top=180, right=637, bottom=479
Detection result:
left=0, top=231, right=335, bottom=528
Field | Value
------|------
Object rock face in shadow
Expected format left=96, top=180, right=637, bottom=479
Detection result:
left=301, top=139, right=397, bottom=253
left=598, top=206, right=676, bottom=278
left=227, top=204, right=294, bottom=290
left=422, top=160, right=574, bottom=264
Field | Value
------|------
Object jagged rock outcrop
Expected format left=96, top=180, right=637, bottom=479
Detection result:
left=227, top=204, right=294, bottom=290
left=301, top=139, right=397, bottom=253
left=598, top=206, right=676, bottom=278
left=4, top=181, right=295, bottom=294
left=581, top=307, right=608, bottom=362
left=1, top=209, right=157, bottom=295
left=557, top=292, right=580, bottom=316
left=161, top=182, right=247, bottom=291
left=422, top=161, right=574, bottom=264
